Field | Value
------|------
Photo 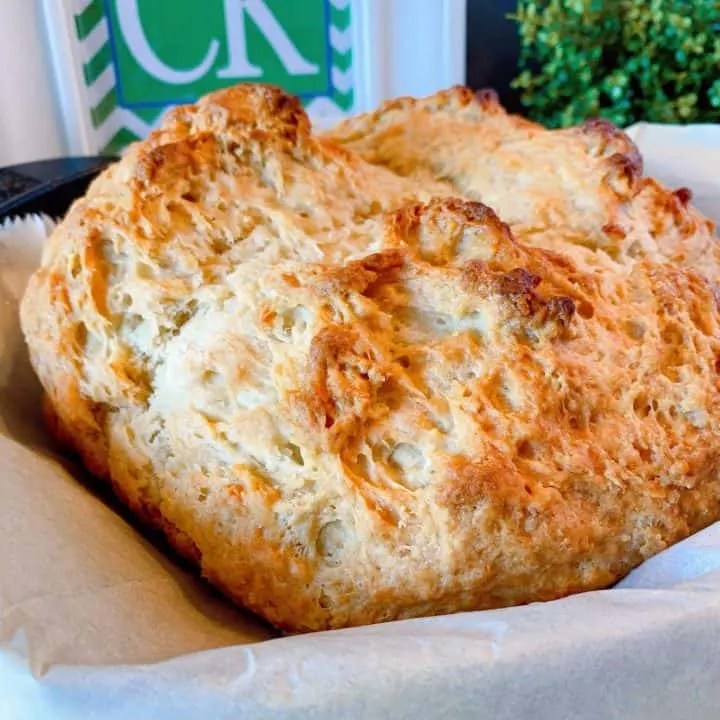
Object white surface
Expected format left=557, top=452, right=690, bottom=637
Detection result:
left=353, top=0, right=466, bottom=109
left=0, top=0, right=67, bottom=165
left=40, top=0, right=95, bottom=157
left=1, top=126, right=720, bottom=719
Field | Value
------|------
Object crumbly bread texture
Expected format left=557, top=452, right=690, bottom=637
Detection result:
left=20, top=84, right=720, bottom=632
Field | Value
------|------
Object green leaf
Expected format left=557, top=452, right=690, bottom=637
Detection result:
left=510, top=0, right=720, bottom=126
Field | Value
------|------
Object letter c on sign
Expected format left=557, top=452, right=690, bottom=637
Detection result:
left=116, top=0, right=219, bottom=84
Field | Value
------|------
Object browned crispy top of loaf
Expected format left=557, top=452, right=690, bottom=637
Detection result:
left=20, top=83, right=720, bottom=632
left=325, top=86, right=720, bottom=278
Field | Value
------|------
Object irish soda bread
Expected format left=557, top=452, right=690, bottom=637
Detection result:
left=20, top=84, right=720, bottom=632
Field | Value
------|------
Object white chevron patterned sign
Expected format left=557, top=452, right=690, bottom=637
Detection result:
left=68, top=0, right=355, bottom=155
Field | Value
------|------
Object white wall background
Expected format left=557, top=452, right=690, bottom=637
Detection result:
left=0, top=0, right=66, bottom=166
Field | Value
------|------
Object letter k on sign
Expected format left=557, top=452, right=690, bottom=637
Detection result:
left=107, top=0, right=329, bottom=107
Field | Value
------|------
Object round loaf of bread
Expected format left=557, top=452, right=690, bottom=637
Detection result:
left=20, top=84, right=720, bottom=631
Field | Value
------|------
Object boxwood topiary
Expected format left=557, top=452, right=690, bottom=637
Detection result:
left=510, top=0, right=720, bottom=127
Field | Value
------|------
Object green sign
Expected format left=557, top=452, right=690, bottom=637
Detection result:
left=107, top=0, right=330, bottom=106
left=73, top=0, right=353, bottom=154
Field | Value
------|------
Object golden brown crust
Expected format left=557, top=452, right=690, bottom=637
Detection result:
left=20, top=83, right=720, bottom=632
left=325, top=85, right=720, bottom=279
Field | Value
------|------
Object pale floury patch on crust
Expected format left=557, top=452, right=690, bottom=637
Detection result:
left=20, top=83, right=720, bottom=632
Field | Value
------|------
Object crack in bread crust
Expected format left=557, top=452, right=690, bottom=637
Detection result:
left=326, top=85, right=719, bottom=278
left=20, top=83, right=720, bottom=632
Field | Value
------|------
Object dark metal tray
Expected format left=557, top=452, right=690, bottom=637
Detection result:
left=0, top=156, right=115, bottom=222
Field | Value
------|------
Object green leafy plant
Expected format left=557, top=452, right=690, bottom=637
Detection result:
left=511, top=0, right=720, bottom=127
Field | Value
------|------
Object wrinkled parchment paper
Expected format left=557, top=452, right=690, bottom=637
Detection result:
left=2, top=126, right=720, bottom=719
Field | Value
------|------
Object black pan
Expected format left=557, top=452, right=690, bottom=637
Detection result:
left=0, top=156, right=116, bottom=222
